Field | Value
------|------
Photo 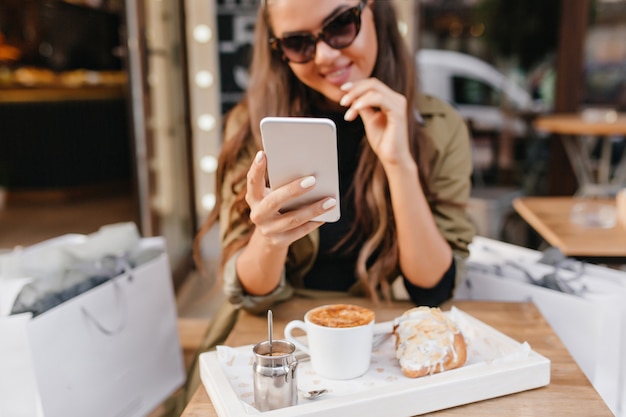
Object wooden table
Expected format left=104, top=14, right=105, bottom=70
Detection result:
left=534, top=112, right=626, bottom=197
left=180, top=297, right=613, bottom=417
left=513, top=196, right=626, bottom=260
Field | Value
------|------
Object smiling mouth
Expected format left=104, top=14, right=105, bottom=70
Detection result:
left=327, top=67, right=348, bottom=78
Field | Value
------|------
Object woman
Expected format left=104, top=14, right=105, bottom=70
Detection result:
left=195, top=0, right=475, bottom=314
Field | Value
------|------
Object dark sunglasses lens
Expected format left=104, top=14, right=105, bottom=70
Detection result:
left=277, top=5, right=362, bottom=63
left=323, top=9, right=360, bottom=48
left=281, top=34, right=317, bottom=63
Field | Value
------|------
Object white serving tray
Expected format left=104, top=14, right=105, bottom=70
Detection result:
left=200, top=308, right=550, bottom=417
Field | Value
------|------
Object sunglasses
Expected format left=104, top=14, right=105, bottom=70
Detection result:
left=269, top=0, right=367, bottom=64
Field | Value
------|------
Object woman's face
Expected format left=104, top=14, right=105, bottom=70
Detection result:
left=267, top=0, right=378, bottom=105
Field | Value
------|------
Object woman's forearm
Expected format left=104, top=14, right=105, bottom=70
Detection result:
left=384, top=162, right=452, bottom=288
left=235, top=229, right=289, bottom=295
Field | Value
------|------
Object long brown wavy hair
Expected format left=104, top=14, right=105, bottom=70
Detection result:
left=194, top=0, right=434, bottom=302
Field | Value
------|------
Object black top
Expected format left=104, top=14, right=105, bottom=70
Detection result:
left=302, top=111, right=455, bottom=306
left=303, top=110, right=363, bottom=292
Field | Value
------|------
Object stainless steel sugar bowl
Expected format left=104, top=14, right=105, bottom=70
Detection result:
left=252, top=339, right=298, bottom=411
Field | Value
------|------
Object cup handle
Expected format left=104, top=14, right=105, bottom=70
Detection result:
left=372, top=321, right=393, bottom=335
left=283, top=320, right=309, bottom=355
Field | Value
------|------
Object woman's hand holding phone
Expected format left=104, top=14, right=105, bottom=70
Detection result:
left=237, top=150, right=331, bottom=296
left=244, top=149, right=337, bottom=249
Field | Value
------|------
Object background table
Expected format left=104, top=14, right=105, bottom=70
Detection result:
left=534, top=112, right=626, bottom=197
left=180, top=298, right=613, bottom=417
left=513, top=196, right=626, bottom=261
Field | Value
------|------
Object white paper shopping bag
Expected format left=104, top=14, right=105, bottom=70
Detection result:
left=0, top=313, right=40, bottom=417
left=456, top=236, right=626, bottom=416
left=0, top=236, right=185, bottom=417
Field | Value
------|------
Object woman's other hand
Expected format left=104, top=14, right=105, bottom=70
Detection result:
left=340, top=78, right=413, bottom=169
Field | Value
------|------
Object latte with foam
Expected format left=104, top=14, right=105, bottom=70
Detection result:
left=307, top=304, right=375, bottom=328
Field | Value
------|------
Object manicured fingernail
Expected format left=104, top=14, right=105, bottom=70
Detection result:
left=340, top=82, right=353, bottom=91
left=322, top=198, right=337, bottom=209
left=255, top=150, right=263, bottom=164
left=300, top=176, right=316, bottom=188
left=339, top=95, right=349, bottom=107
left=344, top=109, right=355, bottom=121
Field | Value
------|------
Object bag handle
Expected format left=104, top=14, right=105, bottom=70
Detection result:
left=81, top=261, right=132, bottom=336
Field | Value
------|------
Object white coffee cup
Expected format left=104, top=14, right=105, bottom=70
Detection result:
left=284, top=304, right=375, bottom=380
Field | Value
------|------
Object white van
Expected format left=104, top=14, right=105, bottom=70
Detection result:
left=417, top=49, right=538, bottom=137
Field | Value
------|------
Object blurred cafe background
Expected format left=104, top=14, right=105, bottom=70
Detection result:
left=1, top=0, right=625, bottom=307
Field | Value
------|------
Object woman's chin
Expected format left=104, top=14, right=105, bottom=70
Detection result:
left=317, top=91, right=345, bottom=111
left=319, top=97, right=345, bottom=112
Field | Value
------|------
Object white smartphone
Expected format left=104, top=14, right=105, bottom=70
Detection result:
left=260, top=116, right=341, bottom=223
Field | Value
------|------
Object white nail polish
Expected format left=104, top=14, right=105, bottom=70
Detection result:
left=255, top=150, right=263, bottom=163
left=339, top=95, right=349, bottom=107
left=322, top=198, right=337, bottom=209
left=300, top=176, right=316, bottom=188
left=344, top=109, right=353, bottom=121
left=340, top=82, right=353, bottom=91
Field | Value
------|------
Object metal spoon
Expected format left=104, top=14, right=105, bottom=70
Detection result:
left=300, top=389, right=328, bottom=400
left=267, top=309, right=273, bottom=356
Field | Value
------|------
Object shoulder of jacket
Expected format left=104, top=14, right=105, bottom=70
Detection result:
left=416, top=93, right=463, bottom=123
left=416, top=93, right=469, bottom=159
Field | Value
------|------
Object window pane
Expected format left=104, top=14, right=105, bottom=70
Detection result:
left=452, top=76, right=501, bottom=106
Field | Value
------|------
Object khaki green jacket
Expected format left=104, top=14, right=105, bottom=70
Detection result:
left=219, top=94, right=475, bottom=314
